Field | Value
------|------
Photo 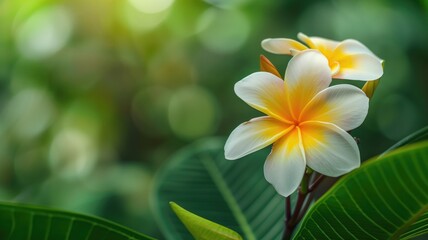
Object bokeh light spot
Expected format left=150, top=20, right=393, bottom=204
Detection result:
left=16, top=5, right=73, bottom=60
left=197, top=8, right=250, bottom=53
left=121, top=1, right=170, bottom=33
left=168, top=85, right=219, bottom=140
left=128, top=0, right=174, bottom=14
left=48, top=128, right=98, bottom=180
left=3, top=88, right=56, bottom=141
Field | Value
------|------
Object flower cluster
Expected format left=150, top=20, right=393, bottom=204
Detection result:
left=224, top=33, right=383, bottom=197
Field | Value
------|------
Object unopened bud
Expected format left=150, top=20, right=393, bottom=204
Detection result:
left=362, top=61, right=384, bottom=99
left=260, top=55, right=281, bottom=78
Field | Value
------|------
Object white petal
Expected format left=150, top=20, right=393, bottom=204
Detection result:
left=261, top=38, right=308, bottom=55
left=300, top=121, right=360, bottom=177
left=334, top=53, right=383, bottom=80
left=284, top=50, right=332, bottom=118
left=298, top=33, right=340, bottom=57
left=234, top=72, right=293, bottom=122
left=333, top=39, right=383, bottom=62
left=225, top=116, right=293, bottom=160
left=310, top=37, right=340, bottom=53
left=297, top=33, right=316, bottom=48
left=300, top=84, right=369, bottom=131
left=264, top=128, right=306, bottom=197
left=331, top=39, right=383, bottom=80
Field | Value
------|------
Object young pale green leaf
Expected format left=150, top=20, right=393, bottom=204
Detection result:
left=294, top=141, right=428, bottom=240
left=152, top=138, right=298, bottom=240
left=0, top=201, right=155, bottom=240
left=170, top=202, right=242, bottom=240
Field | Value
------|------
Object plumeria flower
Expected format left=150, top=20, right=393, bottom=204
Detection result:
left=261, top=33, right=383, bottom=81
left=224, top=50, right=369, bottom=197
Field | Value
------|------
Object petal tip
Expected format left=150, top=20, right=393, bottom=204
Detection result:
left=261, top=38, right=272, bottom=50
left=224, top=140, right=240, bottom=160
left=297, top=32, right=307, bottom=39
left=224, top=148, right=239, bottom=160
left=224, top=154, right=237, bottom=160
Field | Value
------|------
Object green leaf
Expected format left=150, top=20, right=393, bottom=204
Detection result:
left=294, top=141, right=428, bottom=239
left=0, top=201, right=155, bottom=240
left=152, top=138, right=297, bottom=240
left=381, top=125, right=428, bottom=156
left=170, top=202, right=242, bottom=240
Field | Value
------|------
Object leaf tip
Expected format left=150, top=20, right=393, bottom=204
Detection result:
left=169, top=202, right=243, bottom=240
left=169, top=201, right=182, bottom=215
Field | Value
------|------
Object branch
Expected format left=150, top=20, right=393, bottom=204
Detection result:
left=308, top=174, right=325, bottom=192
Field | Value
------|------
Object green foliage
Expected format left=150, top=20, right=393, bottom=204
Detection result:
left=170, top=202, right=242, bottom=240
left=294, top=141, right=428, bottom=239
left=152, top=138, right=297, bottom=240
left=0, top=201, right=155, bottom=240
left=381, top=125, right=428, bottom=156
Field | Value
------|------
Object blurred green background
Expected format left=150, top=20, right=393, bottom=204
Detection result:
left=0, top=0, right=427, bottom=238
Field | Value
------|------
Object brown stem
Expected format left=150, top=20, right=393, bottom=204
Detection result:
left=290, top=191, right=305, bottom=224
left=283, top=225, right=293, bottom=240
left=282, top=170, right=313, bottom=239
left=283, top=171, right=328, bottom=239
left=297, top=192, right=315, bottom=223
left=283, top=191, right=306, bottom=240
left=308, top=174, right=325, bottom=192
left=286, top=196, right=291, bottom=221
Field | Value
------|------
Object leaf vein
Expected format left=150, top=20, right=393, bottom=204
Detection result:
left=332, top=194, right=377, bottom=239
left=353, top=177, right=398, bottom=229
left=202, top=155, right=256, bottom=240
left=343, top=187, right=390, bottom=235
left=365, top=170, right=407, bottom=222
